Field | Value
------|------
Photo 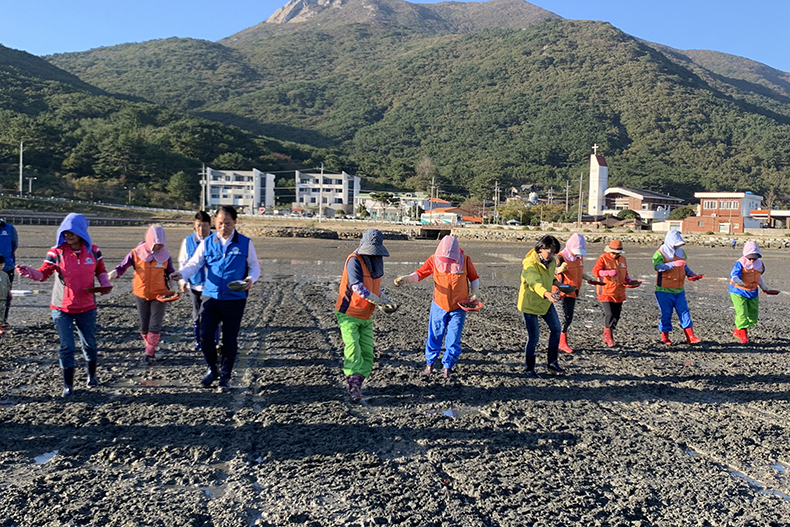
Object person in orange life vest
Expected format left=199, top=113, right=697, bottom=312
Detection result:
left=729, top=241, right=776, bottom=344
left=394, top=236, right=480, bottom=380
left=653, top=230, right=702, bottom=345
left=335, top=229, right=394, bottom=401
left=108, top=225, right=175, bottom=363
left=16, top=213, right=112, bottom=396
left=518, top=235, right=570, bottom=378
left=591, top=239, right=640, bottom=347
left=553, top=233, right=597, bottom=354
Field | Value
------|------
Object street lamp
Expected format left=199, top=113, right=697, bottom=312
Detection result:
left=26, top=176, right=37, bottom=195
left=124, top=186, right=136, bottom=205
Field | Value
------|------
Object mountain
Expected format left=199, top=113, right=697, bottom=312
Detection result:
left=223, top=0, right=560, bottom=44
left=26, top=0, right=790, bottom=203
left=0, top=45, right=308, bottom=205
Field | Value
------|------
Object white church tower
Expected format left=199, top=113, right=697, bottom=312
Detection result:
left=587, top=144, right=608, bottom=217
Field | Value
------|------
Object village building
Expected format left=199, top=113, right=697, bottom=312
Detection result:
left=293, top=169, right=360, bottom=216
left=681, top=192, right=763, bottom=234
left=586, top=145, right=684, bottom=223
left=604, top=187, right=683, bottom=222
left=205, top=168, right=275, bottom=214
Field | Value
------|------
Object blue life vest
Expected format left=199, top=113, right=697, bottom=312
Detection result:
left=185, top=233, right=207, bottom=288
left=0, top=222, right=16, bottom=272
left=202, top=231, right=250, bottom=300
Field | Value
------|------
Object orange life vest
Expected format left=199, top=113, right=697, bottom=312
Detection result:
left=595, top=253, right=628, bottom=303
left=655, top=251, right=686, bottom=290
left=553, top=254, right=583, bottom=299
left=132, top=251, right=171, bottom=300
left=335, top=254, right=382, bottom=320
left=731, top=267, right=762, bottom=291
left=432, top=255, right=470, bottom=312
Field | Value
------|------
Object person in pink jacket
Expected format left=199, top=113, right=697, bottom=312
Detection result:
left=16, top=213, right=112, bottom=397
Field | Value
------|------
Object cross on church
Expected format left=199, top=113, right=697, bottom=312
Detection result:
left=592, top=144, right=599, bottom=155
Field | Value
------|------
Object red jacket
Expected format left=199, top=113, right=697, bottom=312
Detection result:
left=39, top=242, right=108, bottom=313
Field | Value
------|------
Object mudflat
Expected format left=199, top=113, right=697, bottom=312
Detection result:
left=2, top=225, right=789, bottom=526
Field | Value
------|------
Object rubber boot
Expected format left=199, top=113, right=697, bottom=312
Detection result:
left=86, top=360, right=98, bottom=387
left=684, top=327, right=701, bottom=344
left=201, top=365, right=219, bottom=387
left=603, top=328, right=615, bottom=347
left=558, top=332, right=574, bottom=354
left=733, top=328, right=748, bottom=344
left=525, top=355, right=540, bottom=378
left=145, top=332, right=161, bottom=358
left=62, top=367, right=75, bottom=397
left=660, top=332, right=672, bottom=345
left=347, top=373, right=364, bottom=401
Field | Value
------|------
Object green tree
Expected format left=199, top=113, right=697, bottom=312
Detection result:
left=668, top=205, right=697, bottom=220
left=167, top=170, right=199, bottom=204
left=616, top=209, right=640, bottom=220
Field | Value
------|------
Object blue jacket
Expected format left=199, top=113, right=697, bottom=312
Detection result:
left=184, top=233, right=207, bottom=288
left=0, top=220, right=17, bottom=272
left=202, top=231, right=250, bottom=301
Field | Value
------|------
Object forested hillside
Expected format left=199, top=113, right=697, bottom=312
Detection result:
left=17, top=0, right=790, bottom=203
left=0, top=45, right=311, bottom=205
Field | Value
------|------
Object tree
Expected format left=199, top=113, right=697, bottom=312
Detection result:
left=369, top=192, right=400, bottom=218
left=616, top=209, right=640, bottom=220
left=668, top=205, right=697, bottom=220
left=168, top=170, right=199, bottom=204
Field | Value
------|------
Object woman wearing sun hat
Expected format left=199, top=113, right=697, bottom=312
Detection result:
left=394, top=235, right=480, bottom=380
left=335, top=228, right=395, bottom=401
left=592, top=239, right=640, bottom=347
left=653, top=230, right=702, bottom=345
left=729, top=241, right=777, bottom=343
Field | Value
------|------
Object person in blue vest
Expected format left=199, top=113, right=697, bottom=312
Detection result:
left=177, top=211, right=217, bottom=350
left=171, top=206, right=260, bottom=391
left=0, top=218, right=18, bottom=327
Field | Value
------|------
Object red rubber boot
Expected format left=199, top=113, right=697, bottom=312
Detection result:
left=603, top=328, right=615, bottom=347
left=733, top=328, right=748, bottom=344
left=660, top=332, right=672, bottom=345
left=558, top=332, right=574, bottom=354
left=684, top=327, right=702, bottom=344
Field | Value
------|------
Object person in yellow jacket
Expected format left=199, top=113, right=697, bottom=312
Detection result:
left=518, top=235, right=575, bottom=378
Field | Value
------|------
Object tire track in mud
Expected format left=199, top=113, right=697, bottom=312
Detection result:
left=600, top=397, right=790, bottom=503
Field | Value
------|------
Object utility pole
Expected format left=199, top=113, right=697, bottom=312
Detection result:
left=565, top=180, right=571, bottom=213
left=26, top=177, right=37, bottom=195
left=429, top=177, right=437, bottom=209
left=18, top=141, right=23, bottom=198
left=493, top=180, right=501, bottom=223
left=198, top=164, right=207, bottom=211
left=319, top=163, right=324, bottom=223
left=577, top=171, right=584, bottom=227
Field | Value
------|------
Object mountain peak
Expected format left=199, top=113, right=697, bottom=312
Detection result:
left=223, top=0, right=561, bottom=45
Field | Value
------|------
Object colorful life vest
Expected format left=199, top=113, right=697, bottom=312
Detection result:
left=656, top=251, right=686, bottom=290
left=554, top=254, right=583, bottom=299
left=595, top=253, right=628, bottom=303
left=131, top=251, right=171, bottom=300
left=335, top=254, right=381, bottom=320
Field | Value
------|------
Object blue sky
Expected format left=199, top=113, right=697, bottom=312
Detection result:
left=2, top=0, right=789, bottom=72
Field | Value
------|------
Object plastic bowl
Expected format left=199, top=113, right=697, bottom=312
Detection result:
left=227, top=280, right=248, bottom=292
left=157, top=291, right=182, bottom=303
left=457, top=299, right=483, bottom=312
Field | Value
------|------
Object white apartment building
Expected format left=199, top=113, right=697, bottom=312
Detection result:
left=206, top=168, right=275, bottom=214
left=293, top=170, right=360, bottom=215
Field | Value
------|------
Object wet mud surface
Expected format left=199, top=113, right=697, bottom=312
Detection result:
left=2, top=226, right=790, bottom=526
